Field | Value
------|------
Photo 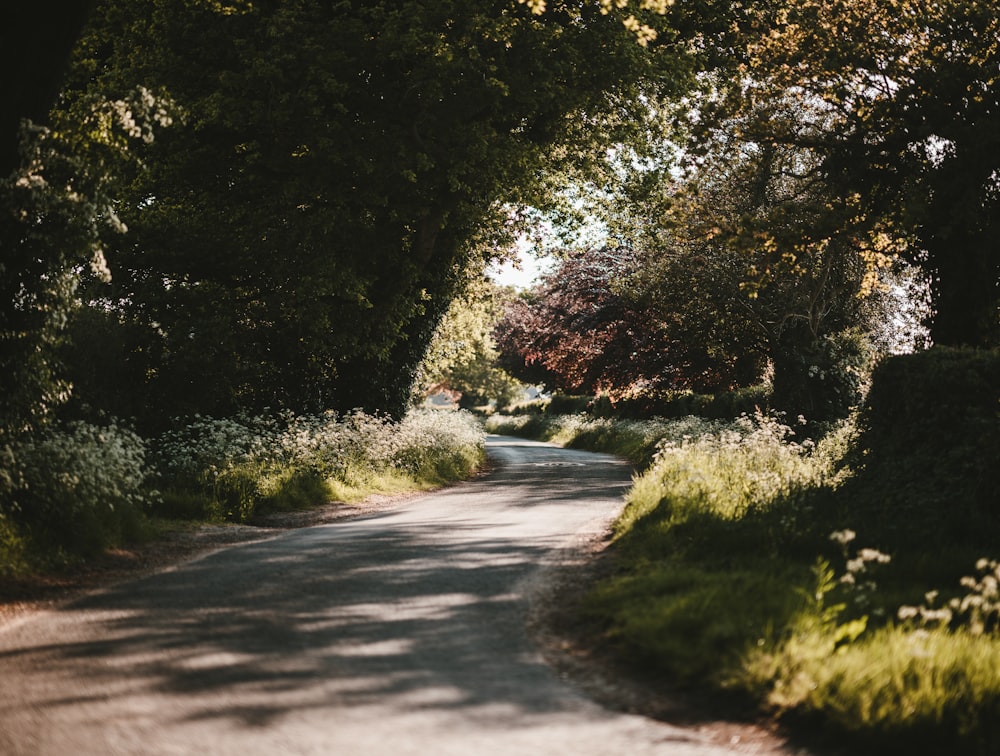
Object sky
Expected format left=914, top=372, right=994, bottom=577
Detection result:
left=488, top=247, right=553, bottom=290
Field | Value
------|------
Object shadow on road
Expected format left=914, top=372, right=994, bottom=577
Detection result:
left=0, top=437, right=638, bottom=739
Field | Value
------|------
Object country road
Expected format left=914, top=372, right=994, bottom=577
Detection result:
left=0, top=436, right=793, bottom=755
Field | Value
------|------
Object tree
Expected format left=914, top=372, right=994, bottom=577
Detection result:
left=58, top=0, right=691, bottom=427
left=0, top=88, right=173, bottom=439
left=494, top=246, right=725, bottom=396
left=698, top=0, right=999, bottom=348
left=415, top=273, right=523, bottom=408
left=606, top=138, right=893, bottom=420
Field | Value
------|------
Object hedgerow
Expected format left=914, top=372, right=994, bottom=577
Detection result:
left=0, top=420, right=154, bottom=562
left=0, top=409, right=485, bottom=570
left=152, top=408, right=485, bottom=521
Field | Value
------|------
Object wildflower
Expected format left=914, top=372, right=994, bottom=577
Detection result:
left=829, top=529, right=856, bottom=546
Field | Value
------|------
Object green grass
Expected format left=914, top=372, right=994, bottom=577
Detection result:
left=741, top=624, right=1000, bottom=752
left=485, top=412, right=725, bottom=469
left=492, top=371, right=1000, bottom=754
left=2, top=409, right=486, bottom=578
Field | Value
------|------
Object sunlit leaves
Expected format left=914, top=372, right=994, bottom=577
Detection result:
left=709, top=0, right=999, bottom=346
left=517, top=0, right=672, bottom=46
left=0, top=87, right=176, bottom=439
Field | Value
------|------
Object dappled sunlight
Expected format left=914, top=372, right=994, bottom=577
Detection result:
left=0, top=437, right=701, bottom=755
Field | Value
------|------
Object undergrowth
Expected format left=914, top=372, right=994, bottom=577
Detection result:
left=1, top=409, right=485, bottom=575
left=488, top=348, right=1000, bottom=752
left=152, top=408, right=485, bottom=522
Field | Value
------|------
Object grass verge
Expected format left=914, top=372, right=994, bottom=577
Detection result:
left=2, top=409, right=485, bottom=579
left=488, top=350, right=1000, bottom=753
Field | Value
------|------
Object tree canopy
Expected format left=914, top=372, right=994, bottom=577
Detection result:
left=697, top=0, right=999, bottom=347
left=45, top=0, right=694, bottom=429
left=2, top=0, right=996, bottom=440
left=415, top=273, right=523, bottom=408
left=495, top=246, right=720, bottom=396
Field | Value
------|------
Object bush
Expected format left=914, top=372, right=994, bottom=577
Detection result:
left=545, top=393, right=592, bottom=415
left=0, top=511, right=29, bottom=577
left=504, top=384, right=773, bottom=423
left=1, top=421, right=154, bottom=560
left=841, top=346, right=1000, bottom=548
left=771, top=328, right=876, bottom=423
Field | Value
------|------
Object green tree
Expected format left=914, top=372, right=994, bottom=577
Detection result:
left=0, top=88, right=173, bottom=439
left=61, top=0, right=691, bottom=427
left=416, top=273, right=523, bottom=408
left=607, top=138, right=895, bottom=420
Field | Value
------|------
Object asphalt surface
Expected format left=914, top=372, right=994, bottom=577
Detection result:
left=0, top=435, right=785, bottom=755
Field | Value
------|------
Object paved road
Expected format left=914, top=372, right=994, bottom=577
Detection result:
left=0, top=436, right=781, bottom=755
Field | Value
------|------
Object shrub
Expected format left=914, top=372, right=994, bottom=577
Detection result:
left=545, top=393, right=592, bottom=415
left=1, top=421, right=154, bottom=560
left=841, top=346, right=1000, bottom=549
left=0, top=511, right=29, bottom=577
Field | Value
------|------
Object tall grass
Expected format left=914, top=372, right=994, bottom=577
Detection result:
left=0, top=409, right=485, bottom=574
left=153, top=408, right=485, bottom=521
left=495, top=401, right=1000, bottom=753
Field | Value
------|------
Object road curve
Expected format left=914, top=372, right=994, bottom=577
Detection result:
left=0, top=436, right=778, bottom=755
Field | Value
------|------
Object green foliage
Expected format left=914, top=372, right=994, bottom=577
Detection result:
left=840, top=347, right=1000, bottom=549
left=0, top=408, right=484, bottom=574
left=701, top=0, right=999, bottom=348
left=415, top=273, right=524, bottom=409
left=747, top=626, right=1000, bottom=754
left=490, top=383, right=773, bottom=428
left=487, top=412, right=728, bottom=469
left=599, top=134, right=902, bottom=421
left=544, top=393, right=592, bottom=416
left=0, top=512, right=30, bottom=578
left=608, top=384, right=773, bottom=421
left=0, top=421, right=155, bottom=561
left=582, top=413, right=840, bottom=685
left=0, top=88, right=174, bottom=440
left=153, top=409, right=485, bottom=522
left=899, top=559, right=1000, bottom=637
left=55, top=0, right=689, bottom=426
